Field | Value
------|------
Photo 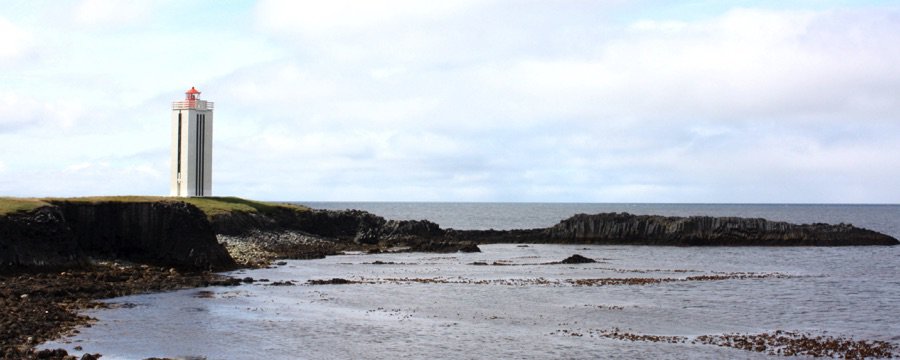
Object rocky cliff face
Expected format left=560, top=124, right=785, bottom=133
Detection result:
left=51, top=201, right=235, bottom=269
left=0, top=206, right=80, bottom=268
left=211, top=208, right=469, bottom=255
left=540, top=213, right=899, bottom=246
left=1, top=201, right=236, bottom=271
left=212, top=208, right=447, bottom=245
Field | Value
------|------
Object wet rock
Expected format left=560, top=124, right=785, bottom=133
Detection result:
left=407, top=241, right=480, bottom=253
left=34, top=348, right=70, bottom=359
left=307, top=278, right=354, bottom=285
left=560, top=254, right=596, bottom=264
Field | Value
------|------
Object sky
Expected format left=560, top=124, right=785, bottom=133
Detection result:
left=1, top=0, right=899, bottom=203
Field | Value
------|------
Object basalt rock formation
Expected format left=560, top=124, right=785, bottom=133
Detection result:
left=449, top=212, right=899, bottom=246
left=51, top=200, right=236, bottom=269
left=214, top=207, right=898, bottom=247
left=544, top=213, right=899, bottom=246
left=4, top=201, right=897, bottom=272
left=212, top=208, right=446, bottom=244
left=1, top=201, right=236, bottom=271
left=0, top=206, right=80, bottom=269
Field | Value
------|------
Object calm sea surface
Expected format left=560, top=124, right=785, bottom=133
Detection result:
left=41, top=203, right=900, bottom=359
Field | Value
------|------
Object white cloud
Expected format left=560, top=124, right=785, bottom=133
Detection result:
left=0, top=92, right=84, bottom=132
left=0, top=17, right=32, bottom=60
left=255, top=0, right=476, bottom=35
left=73, top=0, right=157, bottom=28
left=499, top=8, right=900, bottom=124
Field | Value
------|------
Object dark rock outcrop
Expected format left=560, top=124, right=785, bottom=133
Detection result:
left=1, top=201, right=236, bottom=271
left=213, top=209, right=447, bottom=247
left=0, top=206, right=80, bottom=269
left=407, top=241, right=481, bottom=253
left=541, top=213, right=899, bottom=246
left=9, top=199, right=894, bottom=273
left=560, top=254, right=597, bottom=264
left=50, top=201, right=236, bottom=270
left=214, top=208, right=898, bottom=248
left=211, top=208, right=387, bottom=243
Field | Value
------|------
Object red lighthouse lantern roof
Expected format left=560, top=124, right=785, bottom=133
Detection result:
left=185, top=87, right=201, bottom=95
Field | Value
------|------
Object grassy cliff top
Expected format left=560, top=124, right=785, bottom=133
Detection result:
left=0, top=198, right=52, bottom=216
left=0, top=196, right=309, bottom=218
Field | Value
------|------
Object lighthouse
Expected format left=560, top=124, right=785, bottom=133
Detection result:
left=170, top=87, right=213, bottom=197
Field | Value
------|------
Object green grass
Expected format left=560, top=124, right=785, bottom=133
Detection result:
left=36, top=195, right=308, bottom=218
left=0, top=198, right=51, bottom=216
left=180, top=196, right=309, bottom=217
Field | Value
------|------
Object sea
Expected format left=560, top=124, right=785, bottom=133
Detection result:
left=41, top=203, right=900, bottom=359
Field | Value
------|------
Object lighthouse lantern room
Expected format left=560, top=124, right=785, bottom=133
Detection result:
left=170, top=87, right=214, bottom=197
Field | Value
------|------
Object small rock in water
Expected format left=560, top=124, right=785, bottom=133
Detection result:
left=560, top=254, right=597, bottom=264
left=458, top=243, right=481, bottom=253
left=275, top=261, right=288, bottom=266
left=308, top=278, right=353, bottom=285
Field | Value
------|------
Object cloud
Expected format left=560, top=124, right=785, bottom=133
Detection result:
left=0, top=17, right=32, bottom=61
left=192, top=4, right=900, bottom=202
left=3, top=2, right=899, bottom=202
left=73, top=0, right=158, bottom=28
left=499, top=8, right=900, bottom=124
left=255, top=0, right=476, bottom=35
left=0, top=92, right=84, bottom=132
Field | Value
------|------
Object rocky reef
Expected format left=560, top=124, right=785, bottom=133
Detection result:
left=542, top=213, right=899, bottom=246
left=3, top=199, right=897, bottom=272
left=449, top=212, right=898, bottom=246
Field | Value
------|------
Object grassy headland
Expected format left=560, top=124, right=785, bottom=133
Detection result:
left=0, top=195, right=308, bottom=219
left=0, top=198, right=51, bottom=216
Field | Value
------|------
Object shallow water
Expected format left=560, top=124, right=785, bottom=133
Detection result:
left=43, top=244, right=900, bottom=359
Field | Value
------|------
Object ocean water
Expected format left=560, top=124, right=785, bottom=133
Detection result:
left=41, top=204, right=900, bottom=359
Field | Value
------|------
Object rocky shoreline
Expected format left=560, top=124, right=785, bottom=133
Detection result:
left=1, top=197, right=898, bottom=358
left=1, top=263, right=240, bottom=359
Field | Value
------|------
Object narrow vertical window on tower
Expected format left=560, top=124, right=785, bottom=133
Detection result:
left=196, top=113, right=202, bottom=196
left=176, top=112, right=182, bottom=195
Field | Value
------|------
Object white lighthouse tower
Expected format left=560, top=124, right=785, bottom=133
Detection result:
left=170, top=86, right=213, bottom=197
